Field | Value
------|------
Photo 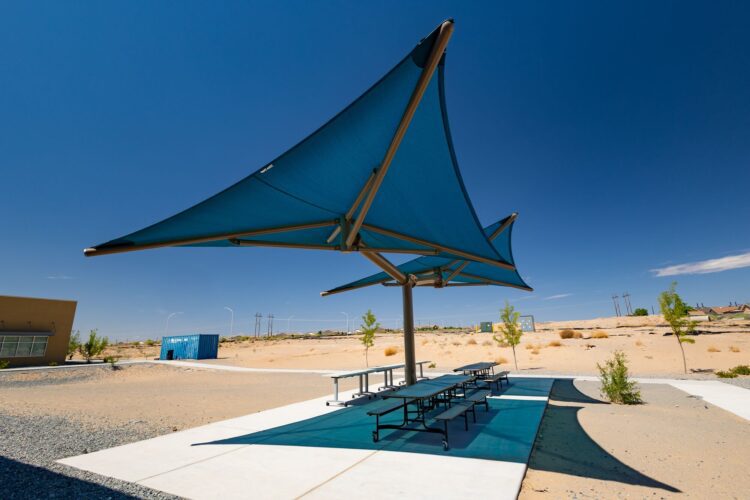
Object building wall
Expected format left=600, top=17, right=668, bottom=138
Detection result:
left=0, top=295, right=77, bottom=367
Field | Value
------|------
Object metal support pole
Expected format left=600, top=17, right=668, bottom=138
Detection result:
left=402, top=277, right=417, bottom=386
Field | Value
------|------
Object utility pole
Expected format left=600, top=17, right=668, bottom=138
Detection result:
left=267, top=313, right=274, bottom=337
left=622, top=292, right=632, bottom=316
left=611, top=295, right=621, bottom=317
left=254, top=313, right=262, bottom=337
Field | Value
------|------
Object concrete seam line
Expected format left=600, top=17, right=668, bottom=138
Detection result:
left=295, top=450, right=380, bottom=499
left=133, top=445, right=250, bottom=484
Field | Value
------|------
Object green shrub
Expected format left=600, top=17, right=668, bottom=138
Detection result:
left=145, top=339, right=156, bottom=346
left=716, top=370, right=738, bottom=378
left=731, top=365, right=750, bottom=376
left=0, top=360, right=9, bottom=369
left=79, top=329, right=109, bottom=363
left=597, top=351, right=642, bottom=404
left=428, top=362, right=436, bottom=368
left=68, top=330, right=81, bottom=360
left=49, top=361, right=58, bottom=367
left=633, top=308, right=648, bottom=316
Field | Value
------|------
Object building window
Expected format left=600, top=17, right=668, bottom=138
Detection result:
left=0, top=335, right=48, bottom=358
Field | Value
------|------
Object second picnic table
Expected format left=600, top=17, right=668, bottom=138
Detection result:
left=371, top=374, right=473, bottom=448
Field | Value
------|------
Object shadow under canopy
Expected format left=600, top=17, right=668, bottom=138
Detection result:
left=83, top=19, right=530, bottom=384
left=195, top=378, right=554, bottom=463
left=528, top=379, right=680, bottom=493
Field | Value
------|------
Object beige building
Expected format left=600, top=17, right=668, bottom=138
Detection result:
left=0, top=295, right=77, bottom=367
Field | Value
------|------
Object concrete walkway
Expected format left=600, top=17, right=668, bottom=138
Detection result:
left=55, top=366, right=750, bottom=499
left=59, top=383, right=539, bottom=499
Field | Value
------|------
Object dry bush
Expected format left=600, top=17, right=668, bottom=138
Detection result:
left=707, top=346, right=720, bottom=353
left=482, top=340, right=492, bottom=346
left=466, top=338, right=477, bottom=345
left=559, top=329, right=582, bottom=339
left=548, top=340, right=562, bottom=347
left=451, top=341, right=461, bottom=347
left=495, top=355, right=508, bottom=365
left=635, top=340, right=644, bottom=347
left=730, top=346, right=740, bottom=353
left=525, top=343, right=534, bottom=350
left=421, top=339, right=430, bottom=346
left=384, top=346, right=398, bottom=356
left=591, top=330, right=609, bottom=339
left=531, top=349, right=540, bottom=355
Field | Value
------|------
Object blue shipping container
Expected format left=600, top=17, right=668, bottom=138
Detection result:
left=159, top=334, right=219, bottom=360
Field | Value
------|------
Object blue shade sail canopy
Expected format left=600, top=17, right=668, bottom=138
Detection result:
left=322, top=214, right=532, bottom=296
left=83, top=20, right=512, bottom=273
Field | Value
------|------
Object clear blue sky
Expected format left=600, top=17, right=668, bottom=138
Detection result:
left=2, top=1, right=749, bottom=339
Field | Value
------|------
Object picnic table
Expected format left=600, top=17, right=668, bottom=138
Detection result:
left=453, top=361, right=497, bottom=378
left=326, top=360, right=431, bottom=406
left=372, top=374, right=473, bottom=449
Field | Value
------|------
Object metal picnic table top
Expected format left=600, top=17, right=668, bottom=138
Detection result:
left=453, top=361, right=497, bottom=374
left=383, top=374, right=472, bottom=400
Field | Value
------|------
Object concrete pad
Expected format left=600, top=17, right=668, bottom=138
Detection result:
left=668, top=380, right=750, bottom=421
left=304, top=449, right=526, bottom=500
left=140, top=445, right=375, bottom=500
left=58, top=424, right=250, bottom=482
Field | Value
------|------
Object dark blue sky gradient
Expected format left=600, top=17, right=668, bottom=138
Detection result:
left=2, top=1, right=749, bottom=338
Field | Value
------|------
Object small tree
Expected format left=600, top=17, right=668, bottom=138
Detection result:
left=633, top=308, right=648, bottom=316
left=79, top=329, right=109, bottom=363
left=658, top=282, right=696, bottom=374
left=360, top=310, right=379, bottom=367
left=494, top=301, right=523, bottom=370
left=598, top=350, right=642, bottom=404
left=68, top=330, right=81, bottom=360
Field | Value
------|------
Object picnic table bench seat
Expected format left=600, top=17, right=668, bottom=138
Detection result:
left=434, top=401, right=474, bottom=450
left=465, top=388, right=491, bottom=412
left=369, top=398, right=414, bottom=443
left=482, top=371, right=509, bottom=390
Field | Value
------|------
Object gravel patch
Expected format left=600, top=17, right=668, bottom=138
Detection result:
left=720, top=377, right=750, bottom=390
left=0, top=411, right=181, bottom=499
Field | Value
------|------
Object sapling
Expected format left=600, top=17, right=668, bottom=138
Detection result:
left=494, top=300, right=523, bottom=370
left=360, top=309, right=379, bottom=367
left=658, top=282, right=696, bottom=374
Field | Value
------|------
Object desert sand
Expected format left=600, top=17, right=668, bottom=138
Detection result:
left=99, top=315, right=750, bottom=378
left=8, top=314, right=747, bottom=498
left=0, top=364, right=359, bottom=430
left=520, top=379, right=750, bottom=499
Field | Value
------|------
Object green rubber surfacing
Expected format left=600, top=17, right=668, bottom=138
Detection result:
left=198, top=377, right=553, bottom=463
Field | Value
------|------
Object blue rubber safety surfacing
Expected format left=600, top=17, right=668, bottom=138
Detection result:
left=197, top=377, right=553, bottom=463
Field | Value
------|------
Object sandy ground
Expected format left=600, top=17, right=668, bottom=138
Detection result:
left=0, top=364, right=358, bottom=431
left=2, top=359, right=749, bottom=497
left=520, top=379, right=750, bottom=499
left=98, top=316, right=750, bottom=378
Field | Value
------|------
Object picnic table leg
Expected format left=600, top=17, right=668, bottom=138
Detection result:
left=419, top=363, right=424, bottom=379
left=365, top=372, right=370, bottom=396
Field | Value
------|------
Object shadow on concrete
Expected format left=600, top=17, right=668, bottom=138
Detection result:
left=527, top=379, right=680, bottom=492
left=0, top=456, right=134, bottom=499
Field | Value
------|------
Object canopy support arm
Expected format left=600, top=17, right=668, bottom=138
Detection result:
left=344, top=20, right=455, bottom=249
left=362, top=223, right=515, bottom=270
left=361, top=251, right=407, bottom=284
left=83, top=220, right=339, bottom=257
left=445, top=260, right=470, bottom=282
left=326, top=170, right=377, bottom=244
left=457, top=272, right=533, bottom=291
left=320, top=276, right=391, bottom=297
left=489, top=212, right=517, bottom=240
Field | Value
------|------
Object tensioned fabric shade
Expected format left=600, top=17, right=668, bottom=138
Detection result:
left=322, top=214, right=532, bottom=296
left=84, top=22, right=511, bottom=271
